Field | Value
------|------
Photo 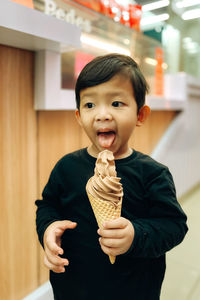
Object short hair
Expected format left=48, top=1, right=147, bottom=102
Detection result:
left=75, top=53, right=149, bottom=112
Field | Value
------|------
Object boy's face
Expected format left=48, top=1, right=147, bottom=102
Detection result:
left=76, top=74, right=149, bottom=159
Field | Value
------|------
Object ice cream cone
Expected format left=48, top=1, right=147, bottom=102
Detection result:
left=86, top=150, right=123, bottom=264
left=86, top=183, right=122, bottom=264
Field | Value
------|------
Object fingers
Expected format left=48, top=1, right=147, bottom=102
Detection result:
left=97, top=217, right=128, bottom=238
left=43, top=220, right=77, bottom=273
left=57, top=220, right=77, bottom=231
left=99, top=235, right=129, bottom=257
left=45, top=231, right=63, bottom=255
left=98, top=236, right=124, bottom=257
left=44, top=220, right=77, bottom=246
left=99, top=236, right=124, bottom=248
left=45, top=243, right=68, bottom=264
left=44, top=254, right=68, bottom=273
left=44, top=241, right=69, bottom=273
left=103, top=217, right=127, bottom=229
left=44, top=238, right=69, bottom=273
left=98, top=218, right=135, bottom=256
left=99, top=243, right=117, bottom=257
left=97, top=228, right=124, bottom=239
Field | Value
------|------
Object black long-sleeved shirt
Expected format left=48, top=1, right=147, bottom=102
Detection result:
left=35, top=148, right=188, bottom=300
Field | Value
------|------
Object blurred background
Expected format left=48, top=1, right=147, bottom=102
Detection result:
left=0, top=0, right=200, bottom=299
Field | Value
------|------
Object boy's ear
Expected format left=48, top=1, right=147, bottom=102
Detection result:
left=75, top=109, right=83, bottom=127
left=136, top=105, right=151, bottom=127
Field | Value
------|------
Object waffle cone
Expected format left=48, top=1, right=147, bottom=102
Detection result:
left=86, top=184, right=122, bottom=264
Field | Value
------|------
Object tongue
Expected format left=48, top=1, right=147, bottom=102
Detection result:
left=98, top=133, right=116, bottom=148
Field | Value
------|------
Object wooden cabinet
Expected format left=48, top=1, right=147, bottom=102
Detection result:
left=0, top=45, right=38, bottom=300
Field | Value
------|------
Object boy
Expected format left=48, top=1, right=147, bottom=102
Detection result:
left=35, top=54, right=188, bottom=300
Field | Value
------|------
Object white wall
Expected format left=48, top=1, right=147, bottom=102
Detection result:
left=152, top=96, right=200, bottom=198
left=161, top=185, right=200, bottom=300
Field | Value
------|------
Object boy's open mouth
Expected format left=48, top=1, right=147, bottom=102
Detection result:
left=97, top=130, right=116, bottom=148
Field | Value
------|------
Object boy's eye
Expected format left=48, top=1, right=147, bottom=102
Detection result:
left=85, top=102, right=95, bottom=108
left=112, top=101, right=124, bottom=107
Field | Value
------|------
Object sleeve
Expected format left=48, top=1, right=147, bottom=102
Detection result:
left=126, top=168, right=188, bottom=258
left=35, top=166, right=64, bottom=248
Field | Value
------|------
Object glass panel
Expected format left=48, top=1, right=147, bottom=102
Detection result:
left=33, top=0, right=165, bottom=94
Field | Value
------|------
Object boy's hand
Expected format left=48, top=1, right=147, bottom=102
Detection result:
left=43, top=220, right=77, bottom=273
left=97, top=217, right=134, bottom=258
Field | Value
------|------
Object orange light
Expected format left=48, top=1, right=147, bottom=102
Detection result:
left=10, top=0, right=34, bottom=9
left=155, top=47, right=164, bottom=96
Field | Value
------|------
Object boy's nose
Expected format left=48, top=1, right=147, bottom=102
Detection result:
left=95, top=109, right=112, bottom=122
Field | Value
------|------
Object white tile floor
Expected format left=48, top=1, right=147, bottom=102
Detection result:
left=161, top=185, right=200, bottom=300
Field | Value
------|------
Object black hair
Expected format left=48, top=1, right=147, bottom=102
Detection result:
left=75, top=53, right=149, bottom=112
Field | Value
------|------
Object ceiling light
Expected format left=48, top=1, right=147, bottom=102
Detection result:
left=144, top=57, right=168, bottom=69
left=162, top=63, right=168, bottom=70
left=183, top=41, right=199, bottom=49
left=145, top=57, right=157, bottom=66
left=182, top=8, right=200, bottom=20
left=176, top=0, right=200, bottom=8
left=142, top=0, right=170, bottom=12
left=115, top=0, right=130, bottom=5
left=182, top=37, right=192, bottom=43
left=183, top=41, right=199, bottom=54
left=123, top=38, right=130, bottom=45
left=141, top=13, right=169, bottom=25
left=81, top=35, right=131, bottom=56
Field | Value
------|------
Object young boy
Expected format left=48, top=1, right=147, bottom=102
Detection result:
left=35, top=53, right=188, bottom=300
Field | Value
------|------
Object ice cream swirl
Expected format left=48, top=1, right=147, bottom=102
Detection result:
left=87, top=150, right=123, bottom=207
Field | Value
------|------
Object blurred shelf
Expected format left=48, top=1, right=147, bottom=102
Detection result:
left=147, top=73, right=200, bottom=111
left=146, top=96, right=186, bottom=111
left=0, top=0, right=81, bottom=52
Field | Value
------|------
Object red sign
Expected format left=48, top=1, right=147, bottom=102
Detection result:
left=72, top=0, right=142, bottom=32
left=128, top=4, right=142, bottom=32
left=74, top=52, right=95, bottom=80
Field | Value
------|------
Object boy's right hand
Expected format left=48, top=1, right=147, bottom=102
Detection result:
left=43, top=220, right=77, bottom=273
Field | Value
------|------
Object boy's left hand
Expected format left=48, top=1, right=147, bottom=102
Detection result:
left=97, top=217, right=134, bottom=257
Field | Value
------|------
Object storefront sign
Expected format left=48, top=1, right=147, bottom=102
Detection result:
left=44, top=0, right=92, bottom=33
